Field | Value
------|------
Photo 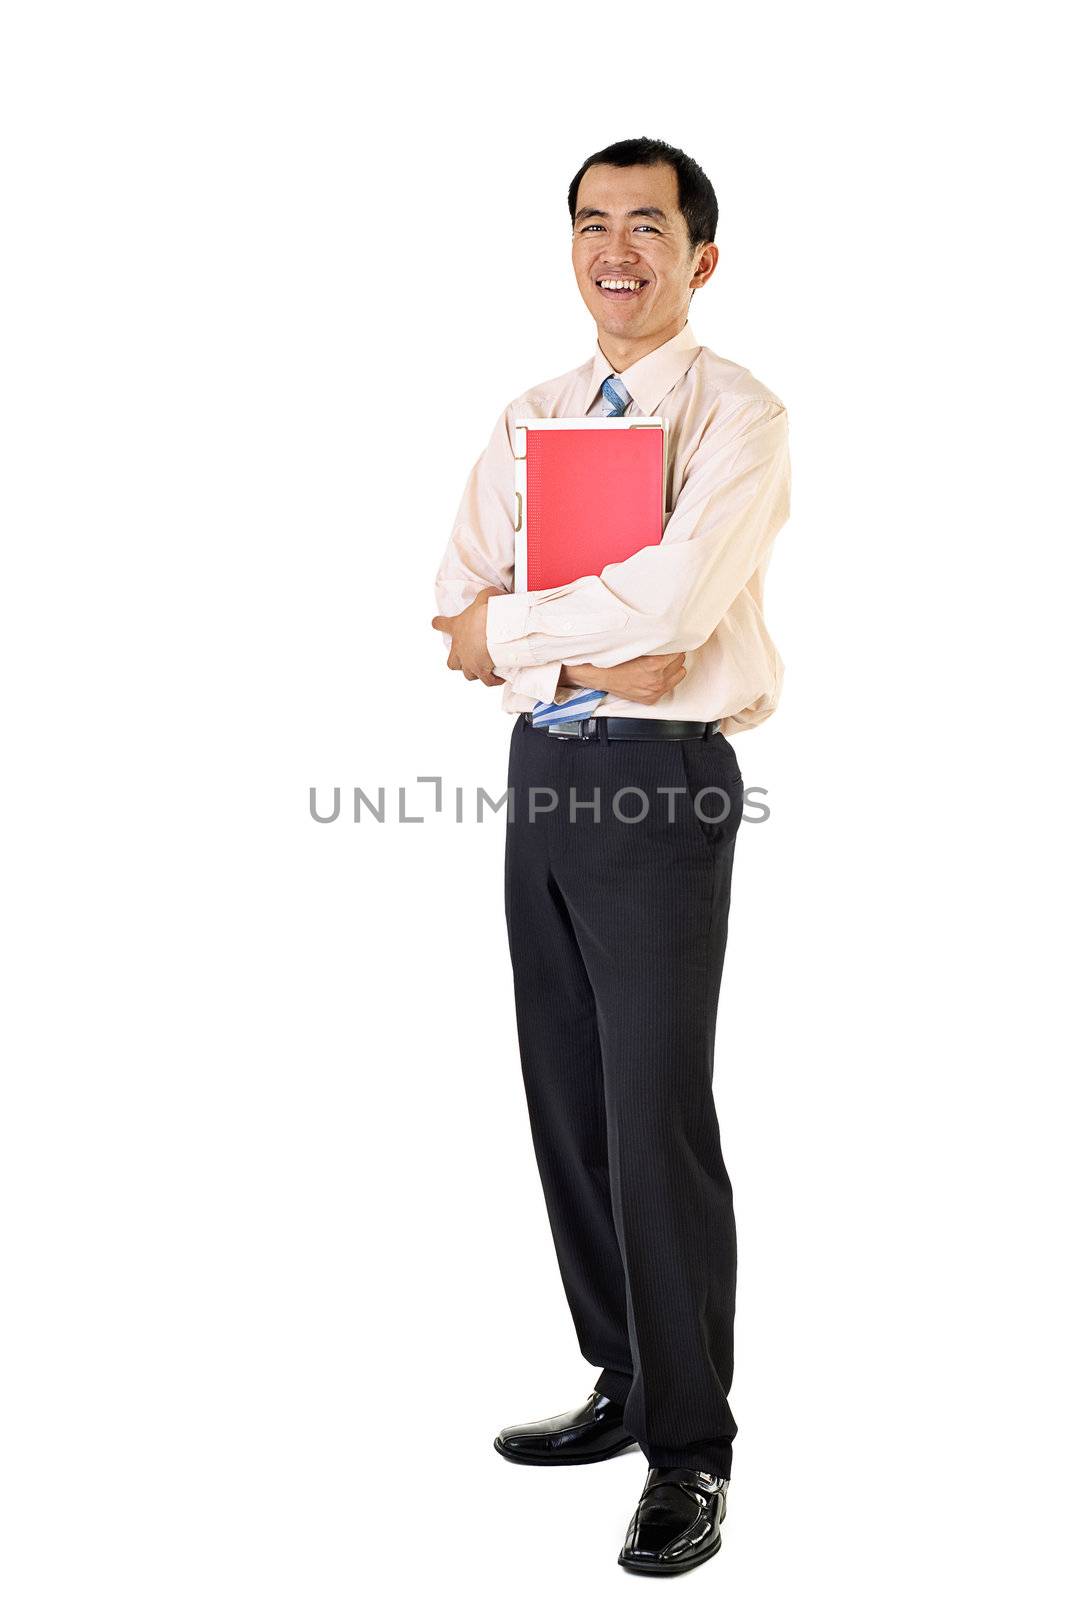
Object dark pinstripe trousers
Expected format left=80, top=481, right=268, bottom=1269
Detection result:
left=503, top=713, right=745, bottom=1480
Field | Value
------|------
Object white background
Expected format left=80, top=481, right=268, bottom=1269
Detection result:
left=2, top=3, right=1068, bottom=1595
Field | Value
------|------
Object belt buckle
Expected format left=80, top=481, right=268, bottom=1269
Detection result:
left=549, top=717, right=594, bottom=740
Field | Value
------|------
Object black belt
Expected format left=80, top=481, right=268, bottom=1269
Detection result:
left=523, top=713, right=720, bottom=742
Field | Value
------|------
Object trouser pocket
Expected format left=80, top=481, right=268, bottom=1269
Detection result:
left=676, top=739, right=745, bottom=861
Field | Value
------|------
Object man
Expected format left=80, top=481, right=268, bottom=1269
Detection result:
left=431, top=136, right=790, bottom=1576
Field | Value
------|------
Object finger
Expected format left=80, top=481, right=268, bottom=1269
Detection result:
left=431, top=615, right=453, bottom=633
left=480, top=673, right=505, bottom=686
left=463, top=669, right=477, bottom=681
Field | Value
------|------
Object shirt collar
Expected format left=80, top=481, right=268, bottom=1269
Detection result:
left=582, top=321, right=702, bottom=416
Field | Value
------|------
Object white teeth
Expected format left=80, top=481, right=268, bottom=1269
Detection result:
left=598, top=278, right=643, bottom=291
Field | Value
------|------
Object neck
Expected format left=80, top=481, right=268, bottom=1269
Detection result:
left=597, top=315, right=688, bottom=373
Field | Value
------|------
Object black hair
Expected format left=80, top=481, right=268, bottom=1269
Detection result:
left=567, top=137, right=718, bottom=251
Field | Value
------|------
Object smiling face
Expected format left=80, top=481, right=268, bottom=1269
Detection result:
left=571, top=161, right=718, bottom=366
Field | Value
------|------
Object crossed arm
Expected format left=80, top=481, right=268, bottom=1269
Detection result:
left=430, top=393, right=790, bottom=707
left=431, top=591, right=688, bottom=705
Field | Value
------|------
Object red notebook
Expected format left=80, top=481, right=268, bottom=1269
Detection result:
left=514, top=418, right=666, bottom=593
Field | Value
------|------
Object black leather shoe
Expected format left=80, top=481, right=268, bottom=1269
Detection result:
left=618, top=1467, right=728, bottom=1575
left=494, top=1389, right=637, bottom=1465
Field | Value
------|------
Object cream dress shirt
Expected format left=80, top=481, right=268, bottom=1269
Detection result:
left=433, top=322, right=791, bottom=736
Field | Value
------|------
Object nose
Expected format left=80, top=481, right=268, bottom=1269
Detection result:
left=599, top=250, right=640, bottom=271
left=598, top=223, right=641, bottom=264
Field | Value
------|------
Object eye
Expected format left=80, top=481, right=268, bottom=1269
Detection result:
left=578, top=224, right=605, bottom=233
left=635, top=225, right=660, bottom=234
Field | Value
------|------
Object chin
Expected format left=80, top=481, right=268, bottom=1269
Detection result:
left=603, top=308, right=648, bottom=332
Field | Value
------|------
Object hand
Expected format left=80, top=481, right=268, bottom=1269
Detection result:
left=565, top=652, right=688, bottom=705
left=431, top=587, right=506, bottom=686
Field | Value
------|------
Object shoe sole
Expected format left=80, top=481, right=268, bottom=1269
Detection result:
left=493, top=1435, right=639, bottom=1466
left=617, top=1530, right=722, bottom=1576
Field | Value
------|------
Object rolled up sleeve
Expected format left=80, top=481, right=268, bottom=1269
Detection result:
left=503, top=660, right=566, bottom=704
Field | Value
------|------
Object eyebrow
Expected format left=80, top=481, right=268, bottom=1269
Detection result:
left=574, top=206, right=669, bottom=223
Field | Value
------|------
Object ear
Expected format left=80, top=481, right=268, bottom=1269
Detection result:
left=690, top=242, right=719, bottom=290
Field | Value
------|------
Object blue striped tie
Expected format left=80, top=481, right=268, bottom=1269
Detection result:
left=529, top=375, right=632, bottom=728
left=593, top=374, right=632, bottom=418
